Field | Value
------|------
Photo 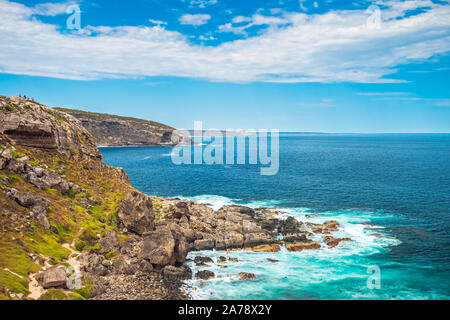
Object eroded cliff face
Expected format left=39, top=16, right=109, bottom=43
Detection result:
left=54, top=107, right=190, bottom=146
left=0, top=97, right=101, bottom=159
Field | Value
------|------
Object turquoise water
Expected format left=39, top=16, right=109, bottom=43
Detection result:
left=100, top=134, right=450, bottom=299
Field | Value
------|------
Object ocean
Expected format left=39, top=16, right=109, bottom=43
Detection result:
left=100, top=133, right=450, bottom=300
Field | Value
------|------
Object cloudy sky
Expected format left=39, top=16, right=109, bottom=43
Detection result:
left=0, top=0, right=449, bottom=132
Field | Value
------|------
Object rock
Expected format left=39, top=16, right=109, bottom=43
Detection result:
left=266, top=258, right=279, bottom=263
left=7, top=188, right=49, bottom=215
left=35, top=266, right=67, bottom=288
left=278, top=216, right=306, bottom=235
left=138, top=259, right=154, bottom=273
left=194, top=256, right=213, bottom=265
left=36, top=213, right=50, bottom=230
left=172, top=201, right=189, bottom=219
left=285, top=241, right=321, bottom=252
left=283, top=233, right=309, bottom=243
left=307, top=221, right=340, bottom=234
left=243, top=232, right=274, bottom=247
left=228, top=257, right=239, bottom=263
left=217, top=256, right=227, bottom=264
left=98, top=231, right=120, bottom=254
left=195, top=270, right=215, bottom=280
left=163, top=265, right=192, bottom=281
left=118, top=191, right=154, bottom=235
left=112, top=256, right=136, bottom=275
left=323, top=236, right=351, bottom=248
left=27, top=169, right=70, bottom=194
left=80, top=253, right=110, bottom=276
left=114, top=167, right=130, bottom=183
left=239, top=272, right=255, bottom=280
left=140, top=226, right=175, bottom=266
left=215, top=232, right=244, bottom=250
left=193, top=238, right=215, bottom=251
left=0, top=149, right=13, bottom=169
left=251, top=244, right=281, bottom=252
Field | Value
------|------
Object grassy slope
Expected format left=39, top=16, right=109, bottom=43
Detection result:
left=0, top=99, right=135, bottom=299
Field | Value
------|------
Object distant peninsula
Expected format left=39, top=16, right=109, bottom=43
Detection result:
left=54, top=107, right=190, bottom=147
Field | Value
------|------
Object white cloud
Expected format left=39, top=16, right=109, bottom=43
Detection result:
left=179, top=13, right=211, bottom=25
left=0, top=0, right=449, bottom=83
left=188, top=0, right=218, bottom=9
left=32, top=1, right=78, bottom=16
left=149, top=19, right=168, bottom=26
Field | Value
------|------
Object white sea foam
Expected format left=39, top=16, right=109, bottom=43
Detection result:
left=178, top=194, right=403, bottom=300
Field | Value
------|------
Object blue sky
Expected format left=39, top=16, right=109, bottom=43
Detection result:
left=0, top=0, right=449, bottom=132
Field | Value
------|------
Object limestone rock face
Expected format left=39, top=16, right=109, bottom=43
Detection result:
left=118, top=191, right=155, bottom=235
left=35, top=266, right=67, bottom=288
left=0, top=97, right=101, bottom=159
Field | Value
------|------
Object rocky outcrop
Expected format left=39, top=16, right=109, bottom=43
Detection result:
left=54, top=107, right=191, bottom=147
left=118, top=191, right=155, bottom=235
left=239, top=272, right=255, bottom=280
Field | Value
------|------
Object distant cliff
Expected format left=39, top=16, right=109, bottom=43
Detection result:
left=54, top=107, right=189, bottom=146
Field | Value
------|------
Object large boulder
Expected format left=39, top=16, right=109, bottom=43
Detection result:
left=7, top=188, right=49, bottom=215
left=118, top=191, right=155, bottom=235
left=140, top=226, right=175, bottom=266
left=35, top=266, right=67, bottom=289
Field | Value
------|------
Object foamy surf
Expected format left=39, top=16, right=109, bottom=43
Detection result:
left=175, top=194, right=408, bottom=300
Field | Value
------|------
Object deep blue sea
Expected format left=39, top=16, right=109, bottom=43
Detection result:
left=100, top=134, right=450, bottom=300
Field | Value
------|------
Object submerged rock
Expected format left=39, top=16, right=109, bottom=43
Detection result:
left=251, top=244, right=281, bottom=252
left=285, top=241, right=321, bottom=252
left=239, top=272, right=256, bottom=280
left=195, top=270, right=215, bottom=280
left=323, top=236, right=351, bottom=248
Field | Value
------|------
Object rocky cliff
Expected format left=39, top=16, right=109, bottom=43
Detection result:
left=0, top=96, right=348, bottom=300
left=54, top=107, right=189, bottom=146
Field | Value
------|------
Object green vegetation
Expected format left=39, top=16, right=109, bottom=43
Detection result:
left=38, top=289, right=85, bottom=300
left=0, top=269, right=29, bottom=295
left=25, top=232, right=70, bottom=263
left=74, top=276, right=95, bottom=299
left=0, top=240, right=40, bottom=277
